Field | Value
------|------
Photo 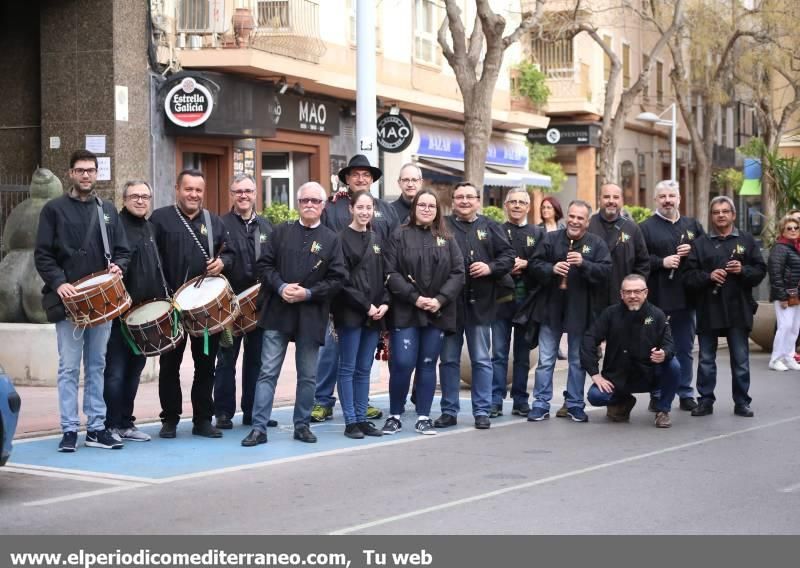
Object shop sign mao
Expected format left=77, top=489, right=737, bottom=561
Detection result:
left=164, top=77, right=214, bottom=128
left=377, top=112, right=414, bottom=153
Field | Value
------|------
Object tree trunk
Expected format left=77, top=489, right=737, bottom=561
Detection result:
left=693, top=156, right=712, bottom=228
left=462, top=88, right=493, bottom=190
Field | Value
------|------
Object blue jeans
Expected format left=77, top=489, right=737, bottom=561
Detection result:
left=103, top=319, right=146, bottom=430
left=252, top=330, right=319, bottom=433
left=439, top=324, right=492, bottom=417
left=389, top=326, right=444, bottom=417
left=491, top=318, right=531, bottom=407
left=697, top=328, right=752, bottom=406
left=663, top=309, right=696, bottom=399
left=532, top=324, right=586, bottom=411
left=587, top=357, right=680, bottom=413
left=56, top=319, right=112, bottom=433
left=314, top=322, right=339, bottom=408
left=213, top=327, right=264, bottom=419
left=336, top=326, right=379, bottom=424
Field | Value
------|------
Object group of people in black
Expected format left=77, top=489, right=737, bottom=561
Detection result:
left=35, top=150, right=767, bottom=453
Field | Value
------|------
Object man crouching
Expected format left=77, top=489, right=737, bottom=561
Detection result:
left=581, top=274, right=679, bottom=428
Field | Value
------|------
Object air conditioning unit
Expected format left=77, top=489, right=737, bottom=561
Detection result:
left=188, top=34, right=203, bottom=49
left=176, top=32, right=186, bottom=49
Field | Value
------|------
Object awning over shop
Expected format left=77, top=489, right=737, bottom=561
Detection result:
left=417, top=157, right=549, bottom=188
left=739, top=179, right=762, bottom=196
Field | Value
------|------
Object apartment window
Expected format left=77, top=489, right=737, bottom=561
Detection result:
left=622, top=43, right=631, bottom=88
left=347, top=0, right=382, bottom=49
left=603, top=35, right=612, bottom=82
left=530, top=37, right=573, bottom=74
left=656, top=61, right=664, bottom=105
left=642, top=54, right=650, bottom=99
left=177, top=0, right=210, bottom=31
left=415, top=0, right=439, bottom=65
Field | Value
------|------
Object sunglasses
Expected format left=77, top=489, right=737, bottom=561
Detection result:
left=298, top=198, right=324, bottom=205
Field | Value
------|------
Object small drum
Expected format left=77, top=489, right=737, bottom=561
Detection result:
left=64, top=270, right=132, bottom=328
left=232, top=283, right=261, bottom=337
left=123, top=300, right=184, bottom=356
left=174, top=275, right=239, bottom=337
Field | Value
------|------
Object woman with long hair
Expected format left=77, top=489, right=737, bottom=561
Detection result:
left=768, top=214, right=800, bottom=371
left=332, top=191, right=389, bottom=438
left=538, top=196, right=565, bottom=232
left=381, top=190, right=465, bottom=435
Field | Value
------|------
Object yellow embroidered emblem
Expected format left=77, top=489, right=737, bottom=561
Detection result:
left=200, top=224, right=208, bottom=236
left=310, top=241, right=322, bottom=254
left=436, top=236, right=447, bottom=247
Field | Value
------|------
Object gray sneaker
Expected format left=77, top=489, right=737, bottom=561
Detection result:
left=120, top=426, right=151, bottom=442
left=109, top=428, right=123, bottom=442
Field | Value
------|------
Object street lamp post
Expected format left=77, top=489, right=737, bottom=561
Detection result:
left=636, top=103, right=677, bottom=182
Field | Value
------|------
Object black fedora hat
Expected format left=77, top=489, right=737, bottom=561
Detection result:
left=338, top=154, right=382, bottom=184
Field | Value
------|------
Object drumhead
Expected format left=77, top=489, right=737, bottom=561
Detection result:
left=75, top=273, right=114, bottom=289
left=126, top=300, right=172, bottom=325
left=237, top=283, right=260, bottom=300
left=176, top=276, right=227, bottom=309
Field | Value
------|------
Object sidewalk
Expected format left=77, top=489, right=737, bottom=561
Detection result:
left=14, top=344, right=391, bottom=438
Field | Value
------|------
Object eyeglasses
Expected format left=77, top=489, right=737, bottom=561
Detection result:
left=298, top=197, right=324, bottom=205
left=231, top=189, right=255, bottom=196
left=416, top=203, right=437, bottom=210
left=454, top=195, right=479, bottom=202
left=399, top=177, right=421, bottom=184
left=506, top=199, right=529, bottom=207
left=786, top=226, right=800, bottom=231
left=72, top=168, right=97, bottom=176
left=126, top=194, right=151, bottom=202
left=348, top=172, right=373, bottom=180
left=711, top=209, right=733, bottom=215
left=621, top=288, right=648, bottom=296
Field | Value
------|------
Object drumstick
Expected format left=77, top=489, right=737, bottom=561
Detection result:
left=194, top=242, right=227, bottom=288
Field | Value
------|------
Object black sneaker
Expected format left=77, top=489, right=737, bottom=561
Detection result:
left=691, top=402, right=714, bottom=417
left=433, top=414, right=458, bottom=428
left=215, top=414, right=233, bottom=429
left=357, top=421, right=383, bottom=437
left=414, top=418, right=436, bottom=435
left=192, top=421, right=223, bottom=438
left=679, top=397, right=698, bottom=411
left=489, top=405, right=503, bottom=418
left=58, top=431, right=78, bottom=453
left=159, top=422, right=177, bottom=438
left=512, top=403, right=531, bottom=416
left=382, top=417, right=402, bottom=435
left=344, top=423, right=365, bottom=439
left=734, top=404, right=754, bottom=417
left=85, top=429, right=124, bottom=449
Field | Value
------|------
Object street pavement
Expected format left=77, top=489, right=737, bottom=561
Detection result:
left=1, top=347, right=799, bottom=534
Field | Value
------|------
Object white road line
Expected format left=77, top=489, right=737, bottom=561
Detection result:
left=4, top=463, right=157, bottom=485
left=330, top=414, right=800, bottom=535
left=780, top=481, right=800, bottom=493
left=22, top=484, right=148, bottom=507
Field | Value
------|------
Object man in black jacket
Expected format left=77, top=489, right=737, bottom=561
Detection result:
left=640, top=181, right=705, bottom=412
left=311, top=155, right=398, bottom=423
left=528, top=200, right=612, bottom=423
left=391, top=163, right=423, bottom=224
left=213, top=174, right=274, bottom=431
left=103, top=180, right=164, bottom=443
left=685, top=196, right=766, bottom=418
left=582, top=274, right=680, bottom=428
left=149, top=169, right=234, bottom=439
left=490, top=188, right=544, bottom=418
left=35, top=149, right=130, bottom=452
left=242, top=182, right=347, bottom=447
left=435, top=182, right=516, bottom=430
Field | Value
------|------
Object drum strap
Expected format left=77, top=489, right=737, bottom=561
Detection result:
left=95, top=197, right=111, bottom=266
left=120, top=322, right=142, bottom=356
left=254, top=224, right=261, bottom=263
left=146, top=222, right=172, bottom=297
left=174, top=206, right=211, bottom=261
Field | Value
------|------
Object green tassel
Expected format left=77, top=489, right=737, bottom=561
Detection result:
left=120, top=323, right=142, bottom=356
left=172, top=308, right=181, bottom=337
left=204, top=327, right=209, bottom=356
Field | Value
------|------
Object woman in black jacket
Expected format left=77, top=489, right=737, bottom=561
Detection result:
left=332, top=191, right=389, bottom=438
left=381, top=190, right=465, bottom=435
left=768, top=214, right=800, bottom=371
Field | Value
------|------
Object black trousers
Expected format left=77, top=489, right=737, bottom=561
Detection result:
left=158, top=334, right=220, bottom=425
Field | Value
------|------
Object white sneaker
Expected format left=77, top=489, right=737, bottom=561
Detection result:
left=784, top=357, right=800, bottom=371
left=120, top=426, right=151, bottom=442
left=769, top=359, right=789, bottom=371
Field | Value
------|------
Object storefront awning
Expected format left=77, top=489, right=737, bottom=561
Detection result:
left=417, top=157, right=541, bottom=188
left=486, top=164, right=551, bottom=188
left=739, top=179, right=762, bottom=196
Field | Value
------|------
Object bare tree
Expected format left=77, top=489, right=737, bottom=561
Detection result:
left=667, top=0, right=767, bottom=225
left=437, top=0, right=545, bottom=188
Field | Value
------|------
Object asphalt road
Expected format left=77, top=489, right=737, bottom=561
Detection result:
left=2, top=350, right=799, bottom=535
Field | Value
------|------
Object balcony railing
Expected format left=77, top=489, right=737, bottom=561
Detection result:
left=543, top=63, right=601, bottom=107
left=162, top=0, right=325, bottom=63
